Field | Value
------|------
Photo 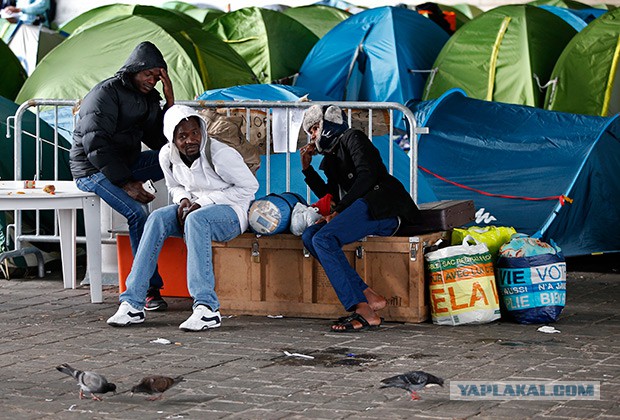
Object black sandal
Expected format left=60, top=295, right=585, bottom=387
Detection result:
left=330, top=312, right=382, bottom=333
left=333, top=312, right=355, bottom=324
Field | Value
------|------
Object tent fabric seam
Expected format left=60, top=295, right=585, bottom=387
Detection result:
left=538, top=113, right=620, bottom=236
left=487, top=16, right=511, bottom=101
left=602, top=35, right=620, bottom=116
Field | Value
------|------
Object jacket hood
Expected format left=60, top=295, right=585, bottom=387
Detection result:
left=115, top=41, right=167, bottom=82
left=163, top=104, right=207, bottom=143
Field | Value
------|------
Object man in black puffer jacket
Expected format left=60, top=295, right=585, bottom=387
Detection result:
left=70, top=41, right=174, bottom=311
left=300, top=105, right=422, bottom=333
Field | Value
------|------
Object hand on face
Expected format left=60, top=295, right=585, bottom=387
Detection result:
left=299, top=142, right=317, bottom=170
left=159, top=68, right=174, bottom=109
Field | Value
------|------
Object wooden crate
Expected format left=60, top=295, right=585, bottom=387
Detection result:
left=117, top=231, right=449, bottom=323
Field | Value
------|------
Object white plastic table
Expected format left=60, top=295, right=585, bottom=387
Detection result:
left=0, top=181, right=102, bottom=303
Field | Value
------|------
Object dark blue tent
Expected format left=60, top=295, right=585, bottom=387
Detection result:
left=411, top=89, right=620, bottom=256
left=295, top=7, right=449, bottom=106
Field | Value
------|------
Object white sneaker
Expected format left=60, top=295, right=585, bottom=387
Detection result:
left=107, top=301, right=145, bottom=327
left=179, top=305, right=221, bottom=331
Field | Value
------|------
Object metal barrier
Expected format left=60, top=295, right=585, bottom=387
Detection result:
left=7, top=99, right=426, bottom=252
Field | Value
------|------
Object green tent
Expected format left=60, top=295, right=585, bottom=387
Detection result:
left=59, top=3, right=198, bottom=35
left=423, top=5, right=577, bottom=108
left=16, top=14, right=258, bottom=103
left=529, top=0, right=607, bottom=10
left=204, top=7, right=319, bottom=83
left=545, top=8, right=620, bottom=116
left=161, top=1, right=223, bottom=25
left=283, top=5, right=350, bottom=38
left=0, top=42, right=26, bottom=101
left=448, top=3, right=483, bottom=19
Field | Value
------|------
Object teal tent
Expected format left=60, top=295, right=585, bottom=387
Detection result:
left=0, top=96, right=71, bottom=181
left=204, top=7, right=319, bottom=83
left=544, top=8, right=620, bottom=116
left=424, top=5, right=577, bottom=108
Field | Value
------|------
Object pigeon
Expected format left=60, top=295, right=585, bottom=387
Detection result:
left=130, top=375, right=185, bottom=400
left=56, top=363, right=117, bottom=401
left=380, top=370, right=444, bottom=400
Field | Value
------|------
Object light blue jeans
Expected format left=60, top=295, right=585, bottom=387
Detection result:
left=75, top=150, right=164, bottom=289
left=120, top=203, right=241, bottom=311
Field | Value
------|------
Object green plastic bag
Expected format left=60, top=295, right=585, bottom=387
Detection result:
left=452, top=226, right=517, bottom=260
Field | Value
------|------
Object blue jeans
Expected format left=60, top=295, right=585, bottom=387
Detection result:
left=75, top=150, right=164, bottom=289
left=120, top=204, right=241, bottom=310
left=302, top=199, right=398, bottom=312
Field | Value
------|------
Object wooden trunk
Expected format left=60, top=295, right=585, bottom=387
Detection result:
left=117, top=231, right=450, bottom=323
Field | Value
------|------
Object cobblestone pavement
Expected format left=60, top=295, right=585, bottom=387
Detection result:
left=0, top=269, right=618, bottom=419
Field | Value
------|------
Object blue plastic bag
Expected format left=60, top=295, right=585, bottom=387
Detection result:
left=496, top=234, right=566, bottom=324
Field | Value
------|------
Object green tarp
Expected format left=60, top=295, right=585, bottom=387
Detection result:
left=204, top=7, right=319, bottom=83
left=16, top=14, right=258, bottom=103
left=545, top=8, right=620, bottom=116
left=424, top=5, right=577, bottom=108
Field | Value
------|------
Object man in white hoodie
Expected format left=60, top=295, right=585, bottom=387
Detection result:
left=107, top=105, right=259, bottom=331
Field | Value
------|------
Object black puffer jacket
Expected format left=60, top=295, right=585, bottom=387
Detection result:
left=302, top=128, right=421, bottom=224
left=69, top=42, right=168, bottom=186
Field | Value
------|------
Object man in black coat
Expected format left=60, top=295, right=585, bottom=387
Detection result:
left=300, top=104, right=421, bottom=332
left=70, top=41, right=174, bottom=311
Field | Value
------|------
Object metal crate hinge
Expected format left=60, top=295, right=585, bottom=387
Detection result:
left=251, top=240, right=260, bottom=263
left=356, top=245, right=364, bottom=259
left=409, top=237, right=420, bottom=261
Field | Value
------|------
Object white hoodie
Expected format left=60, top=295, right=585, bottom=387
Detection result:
left=160, top=105, right=259, bottom=232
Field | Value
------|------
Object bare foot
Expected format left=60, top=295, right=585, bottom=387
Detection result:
left=363, top=287, right=387, bottom=312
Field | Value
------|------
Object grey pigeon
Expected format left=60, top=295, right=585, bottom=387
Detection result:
left=130, top=375, right=184, bottom=400
left=380, top=370, right=444, bottom=400
left=56, top=363, right=117, bottom=401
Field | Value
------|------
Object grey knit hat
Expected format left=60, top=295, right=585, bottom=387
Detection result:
left=302, top=105, right=344, bottom=135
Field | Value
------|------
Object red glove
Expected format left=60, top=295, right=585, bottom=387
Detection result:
left=312, top=194, right=333, bottom=216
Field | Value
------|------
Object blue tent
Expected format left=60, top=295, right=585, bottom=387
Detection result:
left=411, top=89, right=620, bottom=256
left=196, top=83, right=332, bottom=101
left=295, top=7, right=449, bottom=107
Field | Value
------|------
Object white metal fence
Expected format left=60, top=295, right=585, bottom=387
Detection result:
left=6, top=99, right=426, bottom=252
